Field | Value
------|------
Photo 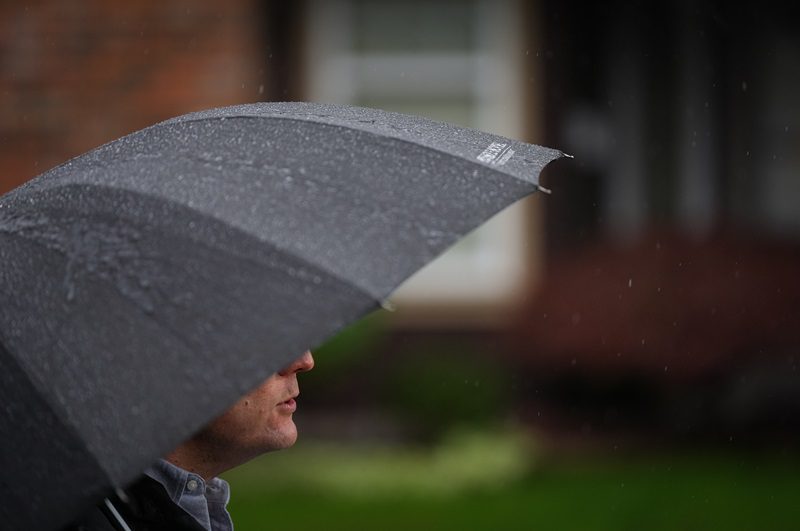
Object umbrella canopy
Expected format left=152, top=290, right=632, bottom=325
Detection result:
left=0, top=101, right=564, bottom=530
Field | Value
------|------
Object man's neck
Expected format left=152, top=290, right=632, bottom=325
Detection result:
left=164, top=443, right=230, bottom=481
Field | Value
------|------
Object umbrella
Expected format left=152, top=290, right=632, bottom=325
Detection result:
left=0, top=101, right=564, bottom=530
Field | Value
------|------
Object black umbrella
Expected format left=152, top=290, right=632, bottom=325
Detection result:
left=0, top=101, right=564, bottom=530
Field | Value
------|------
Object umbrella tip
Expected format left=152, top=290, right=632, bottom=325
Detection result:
left=380, top=299, right=397, bottom=312
left=561, top=151, right=575, bottom=159
left=537, top=185, right=553, bottom=195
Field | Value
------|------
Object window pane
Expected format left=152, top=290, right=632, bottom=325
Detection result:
left=353, top=0, right=477, bottom=53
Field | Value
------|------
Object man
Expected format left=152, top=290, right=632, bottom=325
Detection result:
left=68, top=351, right=315, bottom=531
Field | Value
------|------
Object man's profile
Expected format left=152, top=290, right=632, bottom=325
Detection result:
left=68, top=351, right=314, bottom=531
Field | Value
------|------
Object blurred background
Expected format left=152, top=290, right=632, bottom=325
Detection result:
left=2, top=1, right=799, bottom=529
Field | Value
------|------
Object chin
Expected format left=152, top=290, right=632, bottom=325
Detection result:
left=261, top=423, right=298, bottom=452
left=277, top=427, right=299, bottom=449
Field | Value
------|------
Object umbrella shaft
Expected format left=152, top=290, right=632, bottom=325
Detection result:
left=101, top=497, right=132, bottom=531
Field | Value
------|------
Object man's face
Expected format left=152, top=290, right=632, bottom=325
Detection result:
left=195, top=351, right=315, bottom=460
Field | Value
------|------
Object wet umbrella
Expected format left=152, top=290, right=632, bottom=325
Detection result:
left=0, top=101, right=564, bottom=530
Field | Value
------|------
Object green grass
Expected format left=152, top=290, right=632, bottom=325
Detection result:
left=223, top=430, right=800, bottom=531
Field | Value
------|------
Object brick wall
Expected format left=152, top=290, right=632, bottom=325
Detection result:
left=0, top=0, right=266, bottom=194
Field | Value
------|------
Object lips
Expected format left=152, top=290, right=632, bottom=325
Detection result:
left=278, top=396, right=297, bottom=412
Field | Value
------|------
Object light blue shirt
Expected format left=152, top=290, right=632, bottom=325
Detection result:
left=144, top=459, right=234, bottom=531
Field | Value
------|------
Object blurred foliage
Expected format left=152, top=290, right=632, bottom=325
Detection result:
left=384, top=344, right=513, bottom=439
left=225, top=432, right=800, bottom=531
left=313, top=309, right=386, bottom=370
left=302, top=309, right=386, bottom=398
left=303, top=311, right=513, bottom=441
left=226, top=426, right=532, bottom=497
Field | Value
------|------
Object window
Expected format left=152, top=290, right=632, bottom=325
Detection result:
left=304, top=0, right=540, bottom=323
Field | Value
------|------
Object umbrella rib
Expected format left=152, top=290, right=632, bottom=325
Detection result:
left=0, top=227, right=207, bottom=365
left=106, top=183, right=386, bottom=303
left=2, top=182, right=385, bottom=305
left=0, top=336, right=111, bottom=514
left=154, top=113, right=558, bottom=190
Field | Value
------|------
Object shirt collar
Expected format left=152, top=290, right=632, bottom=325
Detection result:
left=143, top=458, right=232, bottom=531
left=144, top=459, right=230, bottom=501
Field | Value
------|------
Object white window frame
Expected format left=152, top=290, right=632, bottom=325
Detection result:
left=304, top=0, right=541, bottom=324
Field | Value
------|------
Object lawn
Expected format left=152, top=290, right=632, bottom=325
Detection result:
left=223, top=429, right=800, bottom=530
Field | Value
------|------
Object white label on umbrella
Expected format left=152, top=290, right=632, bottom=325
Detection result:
left=477, top=142, right=515, bottom=166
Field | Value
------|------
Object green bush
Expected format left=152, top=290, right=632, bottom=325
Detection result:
left=302, top=309, right=386, bottom=396
left=384, top=346, right=512, bottom=438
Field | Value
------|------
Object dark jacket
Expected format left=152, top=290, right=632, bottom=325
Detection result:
left=64, top=475, right=207, bottom=531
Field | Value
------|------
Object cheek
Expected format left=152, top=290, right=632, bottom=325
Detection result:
left=245, top=388, right=286, bottom=426
left=220, top=391, right=272, bottom=428
left=216, top=378, right=297, bottom=440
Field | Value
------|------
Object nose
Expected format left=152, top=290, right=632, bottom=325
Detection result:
left=278, top=350, right=314, bottom=375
